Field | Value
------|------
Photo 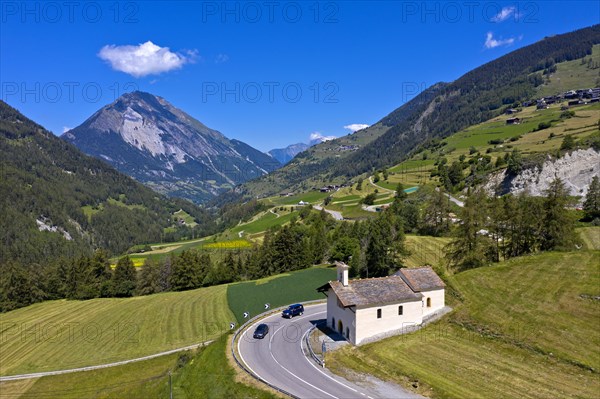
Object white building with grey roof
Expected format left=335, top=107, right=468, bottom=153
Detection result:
left=317, top=262, right=446, bottom=345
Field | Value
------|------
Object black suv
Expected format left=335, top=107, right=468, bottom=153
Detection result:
left=253, top=323, right=269, bottom=339
left=282, top=303, right=304, bottom=318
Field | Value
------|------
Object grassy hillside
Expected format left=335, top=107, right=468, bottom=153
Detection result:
left=444, top=102, right=599, bottom=157
left=358, top=46, right=599, bottom=196
left=121, top=237, right=253, bottom=267
left=537, top=43, right=600, bottom=97
left=0, top=353, right=179, bottom=399
left=0, top=335, right=276, bottom=399
left=0, top=285, right=233, bottom=375
left=0, top=262, right=337, bottom=377
left=403, top=235, right=451, bottom=268
left=328, top=250, right=600, bottom=398
left=168, top=335, right=277, bottom=399
left=263, top=190, right=331, bottom=206
left=118, top=207, right=303, bottom=266
left=376, top=101, right=599, bottom=191
left=227, top=266, right=336, bottom=323
left=578, top=226, right=600, bottom=250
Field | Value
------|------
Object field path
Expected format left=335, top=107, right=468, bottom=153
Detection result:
left=269, top=209, right=280, bottom=218
left=0, top=285, right=233, bottom=376
left=435, top=187, right=464, bottom=207
left=0, top=340, right=213, bottom=381
left=368, top=176, right=395, bottom=193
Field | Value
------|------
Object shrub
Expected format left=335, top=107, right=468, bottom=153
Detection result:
left=362, top=193, right=377, bottom=205
left=560, top=110, right=575, bottom=119
left=536, top=121, right=552, bottom=131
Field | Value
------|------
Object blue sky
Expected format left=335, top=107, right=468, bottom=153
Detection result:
left=1, top=1, right=598, bottom=152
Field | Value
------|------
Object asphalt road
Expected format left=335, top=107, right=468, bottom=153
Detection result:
left=313, top=205, right=344, bottom=220
left=237, top=303, right=421, bottom=399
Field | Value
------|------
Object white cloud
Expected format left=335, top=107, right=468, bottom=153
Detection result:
left=309, top=132, right=336, bottom=143
left=491, top=6, right=515, bottom=22
left=484, top=32, right=516, bottom=49
left=98, top=41, right=196, bottom=78
left=344, top=123, right=370, bottom=132
left=62, top=126, right=71, bottom=133
left=215, top=53, right=229, bottom=64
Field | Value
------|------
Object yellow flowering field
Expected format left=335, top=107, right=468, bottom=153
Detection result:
left=203, top=240, right=252, bottom=250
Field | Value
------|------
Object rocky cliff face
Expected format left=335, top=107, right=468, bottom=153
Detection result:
left=484, top=148, right=600, bottom=198
left=62, top=91, right=280, bottom=202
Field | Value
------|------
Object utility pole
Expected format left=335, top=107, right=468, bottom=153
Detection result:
left=169, top=372, right=173, bottom=399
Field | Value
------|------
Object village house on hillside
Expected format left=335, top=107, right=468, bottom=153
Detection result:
left=317, top=262, right=447, bottom=345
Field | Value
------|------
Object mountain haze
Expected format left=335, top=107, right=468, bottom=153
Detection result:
left=268, top=135, right=337, bottom=164
left=63, top=91, right=280, bottom=203
left=268, top=143, right=310, bottom=164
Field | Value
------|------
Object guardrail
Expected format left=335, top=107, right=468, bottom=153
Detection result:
left=230, top=299, right=326, bottom=399
left=304, top=321, right=325, bottom=368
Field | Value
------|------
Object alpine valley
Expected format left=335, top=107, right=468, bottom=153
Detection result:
left=3, top=14, right=600, bottom=399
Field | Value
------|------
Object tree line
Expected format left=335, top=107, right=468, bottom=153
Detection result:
left=3, top=176, right=597, bottom=312
left=445, top=177, right=597, bottom=271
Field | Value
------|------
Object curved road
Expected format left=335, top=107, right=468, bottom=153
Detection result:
left=237, top=303, right=420, bottom=399
left=313, top=205, right=344, bottom=221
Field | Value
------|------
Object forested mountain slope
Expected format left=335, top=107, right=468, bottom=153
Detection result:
left=333, top=25, right=600, bottom=177
left=232, top=24, right=600, bottom=200
left=0, top=101, right=214, bottom=263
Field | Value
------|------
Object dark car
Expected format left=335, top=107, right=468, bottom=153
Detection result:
left=253, top=323, right=269, bottom=339
left=282, top=303, right=304, bottom=318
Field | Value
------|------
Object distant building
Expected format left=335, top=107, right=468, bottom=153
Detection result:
left=564, top=90, right=578, bottom=99
left=506, top=117, right=521, bottom=125
left=297, top=201, right=309, bottom=206
left=505, top=108, right=518, bottom=115
left=317, top=263, right=446, bottom=345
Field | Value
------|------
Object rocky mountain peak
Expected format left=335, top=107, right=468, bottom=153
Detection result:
left=62, top=91, right=280, bottom=203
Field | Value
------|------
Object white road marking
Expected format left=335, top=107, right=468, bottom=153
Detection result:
left=267, top=310, right=339, bottom=399
left=237, top=327, right=277, bottom=388
left=239, top=305, right=378, bottom=399
left=301, top=328, right=374, bottom=397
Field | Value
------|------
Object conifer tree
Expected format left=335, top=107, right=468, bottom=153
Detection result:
left=112, top=256, right=136, bottom=297
left=541, top=177, right=575, bottom=251
left=583, top=176, right=600, bottom=220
